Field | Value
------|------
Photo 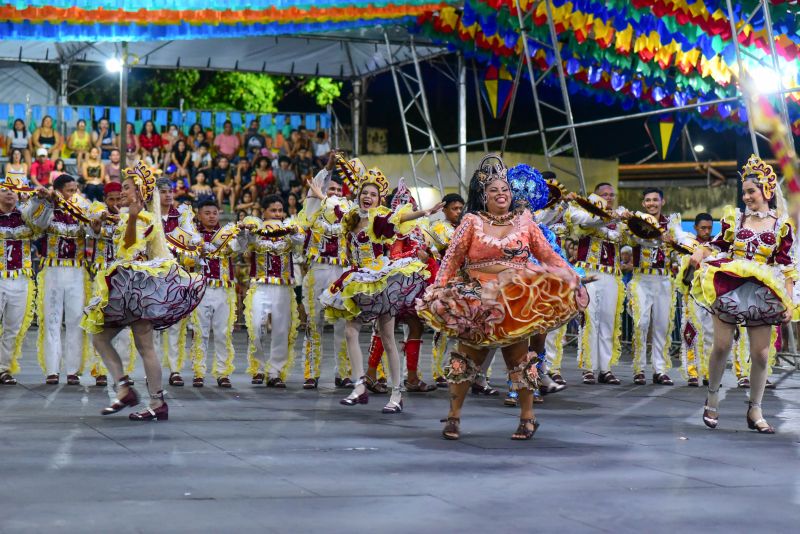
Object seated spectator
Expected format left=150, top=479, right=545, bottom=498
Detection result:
left=293, top=147, right=314, bottom=182
left=81, top=146, right=105, bottom=186
left=93, top=118, right=117, bottom=159
left=192, top=142, right=212, bottom=176
left=139, top=120, right=163, bottom=156
left=145, top=145, right=164, bottom=171
left=247, top=156, right=274, bottom=197
left=284, top=129, right=300, bottom=158
left=250, top=206, right=263, bottom=219
left=235, top=158, right=253, bottom=196
left=174, top=175, right=192, bottom=204
left=6, top=118, right=32, bottom=166
left=211, top=156, right=237, bottom=211
left=50, top=159, right=67, bottom=185
left=313, top=130, right=331, bottom=168
left=30, top=147, right=54, bottom=188
left=188, top=123, right=204, bottom=149
left=191, top=171, right=216, bottom=206
left=287, top=179, right=304, bottom=201
left=243, top=120, right=266, bottom=161
left=67, top=119, right=92, bottom=170
left=236, top=191, right=257, bottom=213
left=259, top=134, right=276, bottom=162
left=162, top=123, right=182, bottom=153
left=3, top=148, right=28, bottom=183
left=31, top=115, right=63, bottom=160
left=105, top=149, right=122, bottom=183
left=171, top=139, right=192, bottom=179
left=236, top=209, right=248, bottom=223
left=275, top=156, right=295, bottom=195
left=124, top=123, right=140, bottom=162
left=213, top=120, right=240, bottom=162
left=286, top=192, right=301, bottom=217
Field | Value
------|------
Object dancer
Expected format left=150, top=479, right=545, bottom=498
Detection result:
left=155, top=178, right=201, bottom=387
left=417, top=155, right=584, bottom=440
left=242, top=195, right=304, bottom=387
left=190, top=200, right=239, bottom=388
left=689, top=156, right=796, bottom=434
left=86, top=182, right=135, bottom=386
left=428, top=193, right=465, bottom=388
left=566, top=183, right=628, bottom=385
left=626, top=187, right=690, bottom=385
left=298, top=156, right=352, bottom=389
left=318, top=161, right=441, bottom=413
left=31, top=174, right=91, bottom=385
left=0, top=177, right=45, bottom=385
left=82, top=162, right=206, bottom=420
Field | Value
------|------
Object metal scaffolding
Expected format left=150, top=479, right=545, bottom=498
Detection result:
left=384, top=33, right=456, bottom=195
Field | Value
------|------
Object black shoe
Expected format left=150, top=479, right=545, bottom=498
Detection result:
left=267, top=377, right=286, bottom=388
left=303, top=378, right=319, bottom=390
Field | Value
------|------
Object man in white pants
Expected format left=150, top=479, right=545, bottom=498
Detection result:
left=566, top=183, right=628, bottom=385
left=243, top=195, right=305, bottom=388
left=155, top=178, right=201, bottom=387
left=298, top=158, right=351, bottom=389
left=627, top=187, right=689, bottom=386
left=190, top=200, right=240, bottom=388
left=31, top=174, right=91, bottom=385
left=0, top=181, right=47, bottom=385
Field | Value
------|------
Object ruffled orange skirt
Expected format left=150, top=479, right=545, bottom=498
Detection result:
left=416, top=266, right=588, bottom=348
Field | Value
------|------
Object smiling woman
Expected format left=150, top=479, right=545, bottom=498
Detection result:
left=416, top=154, right=586, bottom=441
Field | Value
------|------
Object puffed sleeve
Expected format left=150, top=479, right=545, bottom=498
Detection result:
left=707, top=206, right=736, bottom=253
left=774, top=218, right=798, bottom=280
left=528, top=220, right=571, bottom=271
left=114, top=212, right=155, bottom=261
left=177, top=204, right=202, bottom=246
left=433, top=214, right=475, bottom=286
left=21, top=196, right=53, bottom=232
left=565, top=204, right=607, bottom=229
left=367, top=204, right=418, bottom=244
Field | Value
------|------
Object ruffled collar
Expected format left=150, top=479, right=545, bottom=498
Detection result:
left=744, top=208, right=776, bottom=219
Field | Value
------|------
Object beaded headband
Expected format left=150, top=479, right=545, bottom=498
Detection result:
left=124, top=161, right=159, bottom=202
left=740, top=154, right=777, bottom=200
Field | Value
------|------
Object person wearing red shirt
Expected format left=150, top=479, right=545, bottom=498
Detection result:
left=29, top=148, right=54, bottom=188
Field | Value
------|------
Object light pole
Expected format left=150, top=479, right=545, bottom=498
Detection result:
left=105, top=43, right=128, bottom=168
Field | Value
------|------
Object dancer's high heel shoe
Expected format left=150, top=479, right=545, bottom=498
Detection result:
left=702, top=384, right=720, bottom=429
left=746, top=402, right=775, bottom=434
left=129, top=391, right=169, bottom=421
left=101, top=376, right=140, bottom=415
left=340, top=377, right=369, bottom=406
left=382, top=387, right=403, bottom=414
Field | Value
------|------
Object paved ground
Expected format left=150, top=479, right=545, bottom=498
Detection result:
left=1, top=327, right=798, bottom=533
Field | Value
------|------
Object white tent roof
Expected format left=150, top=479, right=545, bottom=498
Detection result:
left=0, top=26, right=447, bottom=80
left=0, top=60, right=58, bottom=105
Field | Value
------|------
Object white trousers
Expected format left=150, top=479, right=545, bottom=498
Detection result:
left=38, top=266, right=87, bottom=376
left=302, top=263, right=348, bottom=379
left=157, top=319, right=189, bottom=374
left=544, top=324, right=568, bottom=372
left=578, top=271, right=623, bottom=373
left=191, top=286, right=236, bottom=379
left=0, top=276, right=35, bottom=374
left=628, top=273, right=675, bottom=375
left=246, top=283, right=297, bottom=379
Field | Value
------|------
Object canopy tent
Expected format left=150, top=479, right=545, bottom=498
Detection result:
left=0, top=27, right=447, bottom=80
left=0, top=60, right=57, bottom=105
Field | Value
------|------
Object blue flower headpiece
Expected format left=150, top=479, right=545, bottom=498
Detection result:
left=508, top=163, right=549, bottom=212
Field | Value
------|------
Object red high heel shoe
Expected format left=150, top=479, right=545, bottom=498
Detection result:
left=340, top=377, right=369, bottom=406
left=129, top=391, right=169, bottom=421
left=101, top=376, right=139, bottom=415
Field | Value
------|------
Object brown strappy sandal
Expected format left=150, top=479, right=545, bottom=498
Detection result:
left=441, top=417, right=461, bottom=440
left=511, top=418, right=540, bottom=440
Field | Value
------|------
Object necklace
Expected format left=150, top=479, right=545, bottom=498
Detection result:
left=480, top=210, right=514, bottom=226
left=358, top=208, right=369, bottom=218
left=745, top=208, right=775, bottom=219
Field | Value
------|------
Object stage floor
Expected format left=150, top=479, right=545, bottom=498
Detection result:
left=1, top=328, right=798, bottom=533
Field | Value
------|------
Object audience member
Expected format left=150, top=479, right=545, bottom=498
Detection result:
left=192, top=171, right=216, bottom=206
left=275, top=156, right=295, bottom=195
left=124, top=123, right=140, bottom=161
left=3, top=148, right=28, bottom=182
left=105, top=149, right=122, bottom=183
left=313, top=130, right=331, bottom=168
left=82, top=146, right=105, bottom=185
left=139, top=120, right=163, bottom=155
left=243, top=120, right=266, bottom=161
left=211, top=156, right=237, bottom=211
left=67, top=119, right=92, bottom=170
left=31, top=115, right=63, bottom=160
left=6, top=118, right=31, bottom=165
left=192, top=142, right=212, bottom=176
left=171, top=139, right=192, bottom=179
left=93, top=117, right=117, bottom=159
left=214, top=120, right=240, bottom=162
left=29, top=147, right=54, bottom=188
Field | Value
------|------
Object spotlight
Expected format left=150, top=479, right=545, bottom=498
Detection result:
left=693, top=144, right=705, bottom=153
left=751, top=66, right=781, bottom=94
left=105, top=57, right=123, bottom=73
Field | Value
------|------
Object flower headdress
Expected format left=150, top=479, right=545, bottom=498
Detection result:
left=357, top=166, right=390, bottom=198
left=476, top=153, right=508, bottom=187
left=508, top=163, right=548, bottom=211
left=124, top=161, right=159, bottom=202
left=740, top=154, right=777, bottom=200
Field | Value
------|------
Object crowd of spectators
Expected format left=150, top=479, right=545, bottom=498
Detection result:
left=3, top=115, right=332, bottom=218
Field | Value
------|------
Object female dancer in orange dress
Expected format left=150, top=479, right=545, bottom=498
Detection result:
left=417, top=155, right=586, bottom=440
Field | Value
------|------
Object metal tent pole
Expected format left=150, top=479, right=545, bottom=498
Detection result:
left=760, top=0, right=795, bottom=154
left=386, top=36, right=419, bottom=190
left=457, top=53, right=468, bottom=193
left=409, top=36, right=443, bottom=191
left=351, top=78, right=362, bottom=156
left=58, top=63, right=69, bottom=139
left=119, top=42, right=128, bottom=168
